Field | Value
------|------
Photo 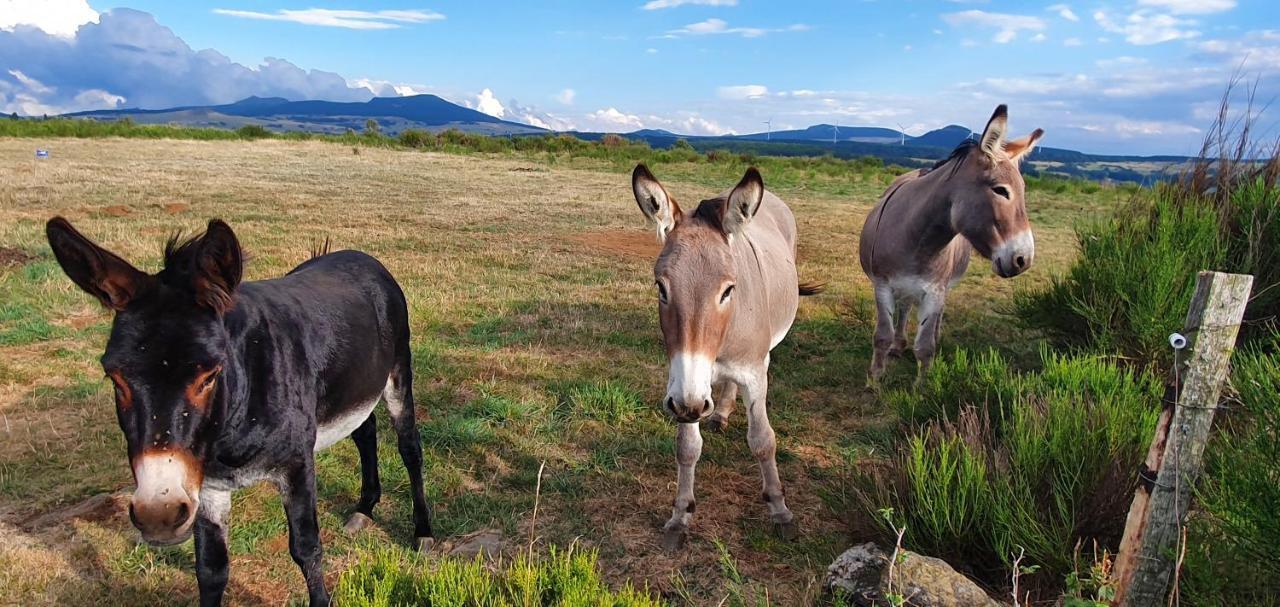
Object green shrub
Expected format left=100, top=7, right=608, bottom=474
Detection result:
left=398, top=129, right=432, bottom=148
left=235, top=124, right=272, bottom=139
left=1014, top=193, right=1223, bottom=370
left=1182, top=337, right=1280, bottom=605
left=1016, top=96, right=1280, bottom=370
left=855, top=349, right=1160, bottom=594
left=332, top=545, right=663, bottom=606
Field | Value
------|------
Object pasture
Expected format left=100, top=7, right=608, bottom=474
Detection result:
left=0, top=137, right=1127, bottom=604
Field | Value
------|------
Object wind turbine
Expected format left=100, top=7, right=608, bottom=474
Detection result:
left=897, top=123, right=907, bottom=146
left=763, top=118, right=772, bottom=141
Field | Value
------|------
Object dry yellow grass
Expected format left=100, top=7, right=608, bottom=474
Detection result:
left=0, top=137, right=1109, bottom=605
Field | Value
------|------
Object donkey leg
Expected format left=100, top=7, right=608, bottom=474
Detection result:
left=343, top=415, right=380, bottom=534
left=384, top=368, right=435, bottom=550
left=868, top=283, right=896, bottom=385
left=703, top=380, right=737, bottom=432
left=889, top=300, right=911, bottom=357
left=744, top=364, right=797, bottom=540
left=913, top=288, right=947, bottom=384
left=194, top=487, right=231, bottom=607
left=281, top=459, right=330, bottom=607
left=662, top=421, right=703, bottom=551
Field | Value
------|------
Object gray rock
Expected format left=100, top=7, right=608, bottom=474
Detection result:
left=891, top=551, right=1003, bottom=607
left=824, top=542, right=888, bottom=605
left=824, top=543, right=1004, bottom=607
left=445, top=528, right=504, bottom=560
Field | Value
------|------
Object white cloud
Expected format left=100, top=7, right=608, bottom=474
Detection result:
left=1094, top=9, right=1199, bottom=45
left=555, top=88, right=576, bottom=104
left=1136, top=0, right=1235, bottom=15
left=717, top=84, right=769, bottom=100
left=586, top=107, right=646, bottom=130
left=474, top=88, right=505, bottom=118
left=1030, top=33, right=1046, bottom=43
left=0, top=0, right=97, bottom=37
left=212, top=8, right=444, bottom=30
left=642, top=0, right=737, bottom=9
left=645, top=47, right=658, bottom=53
left=1081, top=118, right=1201, bottom=137
left=942, top=10, right=1045, bottom=44
left=1, top=69, right=124, bottom=115
left=666, top=18, right=808, bottom=38
left=1195, top=30, right=1280, bottom=72
left=1047, top=4, right=1079, bottom=22
left=1063, top=37, right=1083, bottom=46
left=350, top=78, right=433, bottom=97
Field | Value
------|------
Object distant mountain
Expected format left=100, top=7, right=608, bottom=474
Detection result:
left=912, top=125, right=973, bottom=148
left=61, top=95, right=1189, bottom=183
left=67, top=94, right=546, bottom=136
left=738, top=124, right=903, bottom=143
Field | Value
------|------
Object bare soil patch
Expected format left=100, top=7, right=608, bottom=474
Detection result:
left=0, top=246, right=34, bottom=268
left=572, top=229, right=661, bottom=259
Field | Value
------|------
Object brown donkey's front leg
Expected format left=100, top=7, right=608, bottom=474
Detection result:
left=744, top=363, right=797, bottom=540
left=662, top=422, right=703, bottom=551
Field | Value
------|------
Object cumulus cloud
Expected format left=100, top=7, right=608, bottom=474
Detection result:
left=666, top=18, right=808, bottom=38
left=1047, top=4, right=1079, bottom=22
left=1094, top=9, right=1200, bottom=45
left=555, top=88, right=576, bottom=104
left=1195, top=30, right=1280, bottom=72
left=642, top=0, right=736, bottom=9
left=717, top=84, right=769, bottom=100
left=211, top=8, right=444, bottom=30
left=0, top=8, right=377, bottom=115
left=942, top=10, right=1045, bottom=44
left=0, top=0, right=97, bottom=37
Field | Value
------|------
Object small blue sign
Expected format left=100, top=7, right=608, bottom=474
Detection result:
left=35, top=149, right=49, bottom=158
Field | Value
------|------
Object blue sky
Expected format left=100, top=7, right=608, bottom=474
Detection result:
left=2, top=0, right=1277, bottom=154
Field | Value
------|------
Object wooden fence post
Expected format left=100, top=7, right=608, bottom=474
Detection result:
left=1112, top=271, right=1254, bottom=607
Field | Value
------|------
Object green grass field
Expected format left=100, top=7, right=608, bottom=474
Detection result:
left=0, top=135, right=1128, bottom=605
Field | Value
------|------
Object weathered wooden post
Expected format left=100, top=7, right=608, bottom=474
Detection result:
left=1112, top=271, right=1253, bottom=607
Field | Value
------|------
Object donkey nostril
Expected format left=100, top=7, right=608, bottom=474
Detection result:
left=175, top=502, right=190, bottom=525
left=664, top=397, right=676, bottom=414
left=1015, top=255, right=1027, bottom=268
left=128, top=503, right=141, bottom=528
left=702, top=399, right=713, bottom=414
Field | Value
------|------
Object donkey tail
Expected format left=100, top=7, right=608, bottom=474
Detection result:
left=798, top=281, right=826, bottom=296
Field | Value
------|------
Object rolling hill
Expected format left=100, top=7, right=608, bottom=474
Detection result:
left=62, top=94, right=1187, bottom=183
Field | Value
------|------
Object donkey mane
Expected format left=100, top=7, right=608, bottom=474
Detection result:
left=931, top=139, right=979, bottom=180
left=689, top=198, right=728, bottom=230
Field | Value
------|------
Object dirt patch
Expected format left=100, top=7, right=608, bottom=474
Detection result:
left=23, top=492, right=128, bottom=530
left=161, top=202, right=190, bottom=214
left=571, top=229, right=661, bottom=259
left=0, top=247, right=34, bottom=268
left=98, top=205, right=131, bottom=217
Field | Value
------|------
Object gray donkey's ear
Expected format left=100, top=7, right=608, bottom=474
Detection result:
left=979, top=104, right=1009, bottom=160
left=633, top=164, right=682, bottom=242
left=720, top=167, right=764, bottom=239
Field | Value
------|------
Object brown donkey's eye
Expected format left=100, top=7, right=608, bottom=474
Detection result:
left=656, top=282, right=669, bottom=304
left=991, top=185, right=1011, bottom=199
left=107, top=371, right=132, bottom=409
left=720, top=284, right=735, bottom=304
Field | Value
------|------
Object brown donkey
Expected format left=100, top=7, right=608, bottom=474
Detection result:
left=631, top=164, right=821, bottom=551
left=859, top=105, right=1043, bottom=383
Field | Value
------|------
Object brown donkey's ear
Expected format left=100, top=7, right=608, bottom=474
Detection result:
left=979, top=104, right=1009, bottom=160
left=632, top=164, right=682, bottom=242
left=191, top=220, right=243, bottom=314
left=1004, top=128, right=1045, bottom=163
left=721, top=167, right=765, bottom=238
left=46, top=217, right=149, bottom=311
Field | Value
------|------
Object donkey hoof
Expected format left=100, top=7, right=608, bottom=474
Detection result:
left=703, top=415, right=729, bottom=432
left=416, top=536, right=436, bottom=552
left=661, top=528, right=688, bottom=552
left=772, top=520, right=800, bottom=542
left=343, top=512, right=374, bottom=535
